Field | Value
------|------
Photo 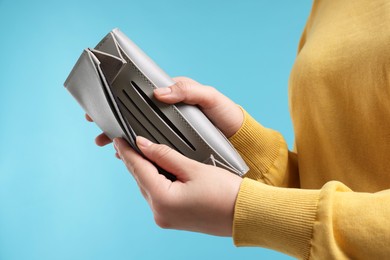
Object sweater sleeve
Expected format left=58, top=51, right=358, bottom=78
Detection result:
left=229, top=110, right=390, bottom=259
left=233, top=179, right=390, bottom=259
left=229, top=108, right=299, bottom=188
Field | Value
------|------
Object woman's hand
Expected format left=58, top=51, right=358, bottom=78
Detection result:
left=153, top=77, right=243, bottom=138
left=86, top=77, right=244, bottom=146
left=87, top=77, right=245, bottom=235
left=114, top=136, right=242, bottom=236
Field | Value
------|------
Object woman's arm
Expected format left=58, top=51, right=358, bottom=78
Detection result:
left=234, top=178, right=390, bottom=259
left=229, top=109, right=300, bottom=188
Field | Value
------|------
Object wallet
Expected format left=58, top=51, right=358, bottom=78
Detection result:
left=64, top=28, right=249, bottom=180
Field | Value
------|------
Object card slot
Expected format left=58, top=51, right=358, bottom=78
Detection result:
left=116, top=97, right=159, bottom=144
left=118, top=97, right=177, bottom=182
left=127, top=81, right=196, bottom=151
left=119, top=90, right=183, bottom=153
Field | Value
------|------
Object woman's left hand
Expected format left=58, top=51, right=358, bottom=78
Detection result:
left=113, top=136, right=242, bottom=236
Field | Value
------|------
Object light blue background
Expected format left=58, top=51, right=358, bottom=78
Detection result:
left=0, top=1, right=312, bottom=259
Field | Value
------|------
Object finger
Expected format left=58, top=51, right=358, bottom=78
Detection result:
left=113, top=145, right=151, bottom=202
left=85, top=114, right=93, bottom=122
left=114, top=138, right=171, bottom=194
left=135, top=136, right=199, bottom=182
left=154, top=78, right=222, bottom=109
left=139, top=186, right=148, bottom=200
left=95, top=133, right=112, bottom=146
left=155, top=78, right=242, bottom=137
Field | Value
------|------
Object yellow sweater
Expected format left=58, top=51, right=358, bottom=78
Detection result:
left=229, top=0, right=390, bottom=259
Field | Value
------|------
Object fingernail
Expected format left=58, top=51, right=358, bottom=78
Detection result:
left=136, top=136, right=152, bottom=148
left=154, top=87, right=171, bottom=95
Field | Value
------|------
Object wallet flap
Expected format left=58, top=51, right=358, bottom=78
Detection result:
left=64, top=50, right=127, bottom=141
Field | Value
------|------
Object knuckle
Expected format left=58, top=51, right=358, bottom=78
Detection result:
left=152, top=193, right=175, bottom=216
left=173, top=81, right=191, bottom=98
left=151, top=144, right=172, bottom=162
left=139, top=187, right=148, bottom=200
left=152, top=193, right=168, bottom=212
left=204, top=86, right=220, bottom=100
left=122, top=157, right=134, bottom=171
left=205, top=85, right=218, bottom=94
left=151, top=197, right=175, bottom=229
left=173, top=76, right=191, bottom=82
left=197, top=86, right=219, bottom=107
left=124, top=158, right=141, bottom=176
left=154, top=215, right=172, bottom=229
left=174, top=76, right=199, bottom=85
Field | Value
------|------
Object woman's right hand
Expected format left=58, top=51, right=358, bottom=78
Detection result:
left=86, top=76, right=244, bottom=146
left=154, top=77, right=244, bottom=138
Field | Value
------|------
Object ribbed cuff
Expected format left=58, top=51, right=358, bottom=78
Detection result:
left=229, top=109, right=285, bottom=184
left=233, top=178, right=319, bottom=259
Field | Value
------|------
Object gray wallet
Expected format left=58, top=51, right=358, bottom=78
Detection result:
left=64, top=28, right=248, bottom=180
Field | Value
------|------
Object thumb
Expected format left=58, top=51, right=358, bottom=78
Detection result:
left=153, top=78, right=219, bottom=109
left=136, top=136, right=199, bottom=181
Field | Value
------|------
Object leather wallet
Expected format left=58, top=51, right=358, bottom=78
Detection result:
left=64, top=28, right=249, bottom=179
